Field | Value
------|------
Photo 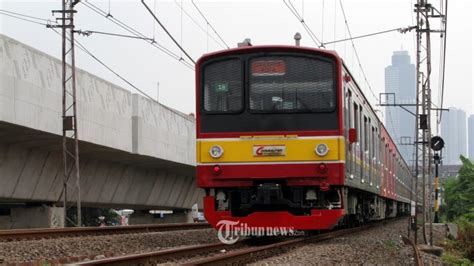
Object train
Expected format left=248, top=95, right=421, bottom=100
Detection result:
left=195, top=43, right=413, bottom=231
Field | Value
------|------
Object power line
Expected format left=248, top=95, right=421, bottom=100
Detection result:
left=0, top=9, right=52, bottom=23
left=141, top=0, right=196, bottom=64
left=437, top=0, right=448, bottom=126
left=81, top=0, right=185, bottom=61
left=80, top=0, right=194, bottom=70
left=338, top=0, right=379, bottom=103
left=321, top=26, right=416, bottom=47
left=191, top=0, right=230, bottom=49
left=173, top=0, right=226, bottom=50
left=49, top=27, right=192, bottom=121
left=0, top=9, right=56, bottom=27
left=75, top=29, right=154, bottom=41
left=283, top=0, right=322, bottom=47
left=49, top=28, right=157, bottom=103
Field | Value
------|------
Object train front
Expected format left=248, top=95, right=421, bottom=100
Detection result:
left=196, top=46, right=345, bottom=230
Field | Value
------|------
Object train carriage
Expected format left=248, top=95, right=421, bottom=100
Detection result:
left=195, top=44, right=412, bottom=230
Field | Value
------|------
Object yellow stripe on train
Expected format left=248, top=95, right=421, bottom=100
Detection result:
left=197, top=136, right=345, bottom=163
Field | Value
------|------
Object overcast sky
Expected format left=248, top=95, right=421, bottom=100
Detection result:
left=1, top=0, right=472, bottom=126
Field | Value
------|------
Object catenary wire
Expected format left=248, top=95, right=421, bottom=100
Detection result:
left=173, top=0, right=226, bottom=49
left=48, top=27, right=193, bottom=120
left=191, top=0, right=229, bottom=49
left=141, top=0, right=196, bottom=64
left=283, top=0, right=322, bottom=47
left=437, top=0, right=448, bottom=126
left=80, top=0, right=194, bottom=70
left=81, top=0, right=193, bottom=68
left=321, top=26, right=416, bottom=47
left=338, top=0, right=379, bottom=103
left=75, top=29, right=154, bottom=41
left=0, top=9, right=55, bottom=26
left=81, top=0, right=187, bottom=63
left=0, top=10, right=192, bottom=118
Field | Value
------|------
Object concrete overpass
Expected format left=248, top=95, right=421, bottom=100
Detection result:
left=0, top=34, right=202, bottom=227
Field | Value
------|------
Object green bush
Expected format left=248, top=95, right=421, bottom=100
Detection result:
left=442, top=156, right=474, bottom=264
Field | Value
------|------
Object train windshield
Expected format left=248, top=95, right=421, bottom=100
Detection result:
left=202, top=55, right=335, bottom=113
left=249, top=56, right=335, bottom=113
left=203, top=59, right=243, bottom=112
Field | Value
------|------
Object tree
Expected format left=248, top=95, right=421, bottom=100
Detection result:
left=443, top=156, right=474, bottom=222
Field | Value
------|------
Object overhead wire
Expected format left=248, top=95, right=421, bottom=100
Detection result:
left=48, top=27, right=193, bottom=120
left=333, top=0, right=337, bottom=50
left=321, top=0, right=325, bottom=45
left=191, top=0, right=229, bottom=49
left=49, top=28, right=156, bottom=103
left=321, top=26, right=416, bottom=47
left=283, top=0, right=322, bottom=47
left=437, top=0, right=448, bottom=127
left=141, top=0, right=196, bottom=64
left=0, top=9, right=55, bottom=27
left=80, top=0, right=194, bottom=70
left=75, top=29, right=154, bottom=41
left=0, top=7, right=193, bottom=119
left=173, top=0, right=226, bottom=49
left=338, top=0, right=379, bottom=104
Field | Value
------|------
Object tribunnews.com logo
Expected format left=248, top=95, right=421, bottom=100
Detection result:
left=216, top=220, right=304, bottom=244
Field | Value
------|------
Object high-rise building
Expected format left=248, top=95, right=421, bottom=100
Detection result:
left=441, top=108, right=467, bottom=165
left=468, top=115, right=474, bottom=161
left=384, top=50, right=416, bottom=163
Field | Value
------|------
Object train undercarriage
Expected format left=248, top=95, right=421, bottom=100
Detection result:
left=207, top=182, right=410, bottom=230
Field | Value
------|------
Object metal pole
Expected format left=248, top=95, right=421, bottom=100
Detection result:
left=69, top=0, right=81, bottom=227
left=413, top=0, right=422, bottom=245
left=61, top=0, right=68, bottom=227
left=434, top=154, right=440, bottom=223
left=54, top=0, right=81, bottom=227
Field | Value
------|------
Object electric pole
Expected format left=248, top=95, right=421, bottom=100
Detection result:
left=414, top=0, right=446, bottom=245
left=50, top=0, right=82, bottom=227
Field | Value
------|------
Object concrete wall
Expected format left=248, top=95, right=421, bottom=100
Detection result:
left=0, top=34, right=195, bottom=166
left=0, top=143, right=203, bottom=209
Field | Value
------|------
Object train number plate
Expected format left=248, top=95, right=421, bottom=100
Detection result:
left=253, top=145, right=286, bottom=157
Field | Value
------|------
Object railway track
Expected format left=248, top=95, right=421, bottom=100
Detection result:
left=0, top=222, right=209, bottom=242
left=80, top=218, right=406, bottom=265
left=402, top=236, right=424, bottom=266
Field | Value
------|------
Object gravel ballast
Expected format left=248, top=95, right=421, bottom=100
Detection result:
left=0, top=228, right=217, bottom=264
left=251, top=218, right=424, bottom=265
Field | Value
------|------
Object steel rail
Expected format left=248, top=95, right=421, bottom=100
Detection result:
left=402, top=236, right=424, bottom=266
left=185, top=220, right=397, bottom=265
left=0, top=222, right=209, bottom=242
left=76, top=241, right=237, bottom=265
left=80, top=218, right=406, bottom=265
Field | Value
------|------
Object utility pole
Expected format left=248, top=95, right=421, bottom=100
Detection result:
left=49, top=0, right=82, bottom=227
left=379, top=0, right=447, bottom=245
left=414, top=0, right=446, bottom=245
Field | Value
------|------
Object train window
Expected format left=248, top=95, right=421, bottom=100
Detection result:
left=249, top=56, right=335, bottom=112
left=203, top=58, right=243, bottom=112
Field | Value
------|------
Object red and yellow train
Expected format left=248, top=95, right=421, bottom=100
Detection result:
left=195, top=44, right=412, bottom=230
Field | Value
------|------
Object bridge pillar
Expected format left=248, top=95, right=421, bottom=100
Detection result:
left=0, top=206, right=64, bottom=229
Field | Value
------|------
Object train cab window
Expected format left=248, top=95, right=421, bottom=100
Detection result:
left=203, top=59, right=243, bottom=112
left=249, top=56, right=335, bottom=112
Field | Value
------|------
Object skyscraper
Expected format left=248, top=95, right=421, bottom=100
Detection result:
left=441, top=108, right=467, bottom=165
left=384, top=50, right=416, bottom=163
left=468, top=115, right=474, bottom=161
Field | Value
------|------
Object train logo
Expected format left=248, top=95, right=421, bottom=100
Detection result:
left=253, top=145, right=286, bottom=157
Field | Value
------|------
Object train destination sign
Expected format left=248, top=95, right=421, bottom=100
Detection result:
left=251, top=60, right=286, bottom=76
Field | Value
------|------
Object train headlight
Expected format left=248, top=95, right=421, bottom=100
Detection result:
left=209, top=145, right=224, bottom=158
left=315, top=143, right=329, bottom=156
